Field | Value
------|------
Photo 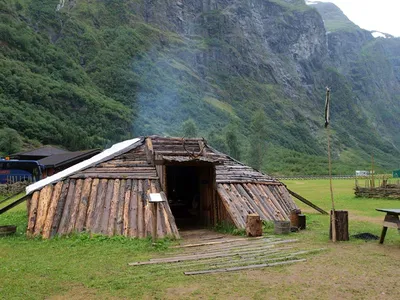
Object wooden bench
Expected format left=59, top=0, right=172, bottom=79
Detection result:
left=376, top=209, right=400, bottom=244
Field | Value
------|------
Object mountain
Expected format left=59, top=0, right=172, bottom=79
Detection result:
left=1, top=0, right=399, bottom=175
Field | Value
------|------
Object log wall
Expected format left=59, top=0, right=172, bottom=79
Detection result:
left=26, top=178, right=180, bottom=239
left=217, top=183, right=297, bottom=229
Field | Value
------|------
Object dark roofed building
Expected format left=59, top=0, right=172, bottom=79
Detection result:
left=39, top=149, right=101, bottom=178
left=11, top=146, right=69, bottom=161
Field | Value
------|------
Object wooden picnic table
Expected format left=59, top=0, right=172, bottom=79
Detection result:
left=376, top=209, right=400, bottom=244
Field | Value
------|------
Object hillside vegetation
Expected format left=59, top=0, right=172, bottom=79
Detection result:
left=1, top=0, right=400, bottom=175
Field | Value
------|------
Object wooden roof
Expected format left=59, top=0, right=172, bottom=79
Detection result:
left=149, top=136, right=279, bottom=184
left=65, top=135, right=280, bottom=185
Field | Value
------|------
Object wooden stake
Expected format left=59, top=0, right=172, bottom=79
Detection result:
left=371, top=154, right=375, bottom=188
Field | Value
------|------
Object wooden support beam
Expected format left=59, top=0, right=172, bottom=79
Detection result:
left=145, top=137, right=154, bottom=164
left=0, top=194, right=28, bottom=215
left=287, top=189, right=328, bottom=215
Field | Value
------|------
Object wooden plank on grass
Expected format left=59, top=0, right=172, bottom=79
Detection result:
left=129, top=240, right=298, bottom=266
left=184, top=259, right=306, bottom=275
left=173, top=236, right=265, bottom=248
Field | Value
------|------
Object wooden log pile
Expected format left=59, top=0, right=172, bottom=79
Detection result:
left=26, top=178, right=180, bottom=239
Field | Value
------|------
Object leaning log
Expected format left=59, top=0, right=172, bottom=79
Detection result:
left=287, top=189, right=328, bottom=215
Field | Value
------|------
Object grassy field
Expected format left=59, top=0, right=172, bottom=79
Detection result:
left=0, top=180, right=399, bottom=299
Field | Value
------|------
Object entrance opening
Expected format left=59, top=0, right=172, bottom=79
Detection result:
left=166, top=164, right=213, bottom=229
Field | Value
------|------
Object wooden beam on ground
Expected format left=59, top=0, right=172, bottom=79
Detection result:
left=168, top=248, right=289, bottom=269
left=150, top=245, right=280, bottom=262
left=181, top=240, right=282, bottom=255
left=129, top=247, right=276, bottom=266
left=0, top=192, right=24, bottom=205
left=183, top=259, right=307, bottom=275
left=173, top=236, right=266, bottom=248
left=204, top=254, right=304, bottom=269
left=128, top=239, right=299, bottom=266
left=287, top=189, right=328, bottom=215
left=0, top=194, right=29, bottom=215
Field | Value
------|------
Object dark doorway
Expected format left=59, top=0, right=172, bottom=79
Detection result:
left=166, top=164, right=214, bottom=229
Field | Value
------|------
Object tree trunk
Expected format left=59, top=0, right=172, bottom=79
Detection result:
left=290, top=209, right=301, bottom=228
left=330, top=210, right=349, bottom=241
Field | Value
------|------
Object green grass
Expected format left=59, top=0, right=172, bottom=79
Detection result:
left=312, top=2, right=359, bottom=33
left=0, top=180, right=399, bottom=299
left=203, top=96, right=237, bottom=118
left=283, top=179, right=400, bottom=243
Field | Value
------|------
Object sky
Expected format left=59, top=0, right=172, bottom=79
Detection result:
left=314, top=0, right=400, bottom=37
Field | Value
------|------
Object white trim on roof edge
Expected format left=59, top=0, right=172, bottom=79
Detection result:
left=26, top=137, right=143, bottom=195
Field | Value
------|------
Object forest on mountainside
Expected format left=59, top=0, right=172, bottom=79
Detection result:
left=1, top=0, right=400, bottom=175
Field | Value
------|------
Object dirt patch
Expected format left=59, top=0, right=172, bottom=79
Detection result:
left=245, top=242, right=400, bottom=299
left=178, top=229, right=237, bottom=246
left=349, top=214, right=382, bottom=225
left=46, top=285, right=122, bottom=300
left=164, top=285, right=202, bottom=299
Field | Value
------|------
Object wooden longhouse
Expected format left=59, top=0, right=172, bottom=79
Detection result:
left=25, top=136, right=298, bottom=239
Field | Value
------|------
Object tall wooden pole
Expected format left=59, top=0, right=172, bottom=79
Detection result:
left=325, top=88, right=336, bottom=242
left=327, top=126, right=335, bottom=211
left=327, top=126, right=337, bottom=242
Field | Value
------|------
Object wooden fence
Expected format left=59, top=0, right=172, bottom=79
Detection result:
left=276, top=175, right=356, bottom=180
left=6, top=175, right=33, bottom=184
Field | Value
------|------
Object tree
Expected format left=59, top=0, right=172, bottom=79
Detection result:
left=0, top=128, right=23, bottom=155
left=249, top=110, right=267, bottom=170
left=207, top=130, right=228, bottom=153
left=225, top=124, right=241, bottom=160
left=182, top=118, right=198, bottom=138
